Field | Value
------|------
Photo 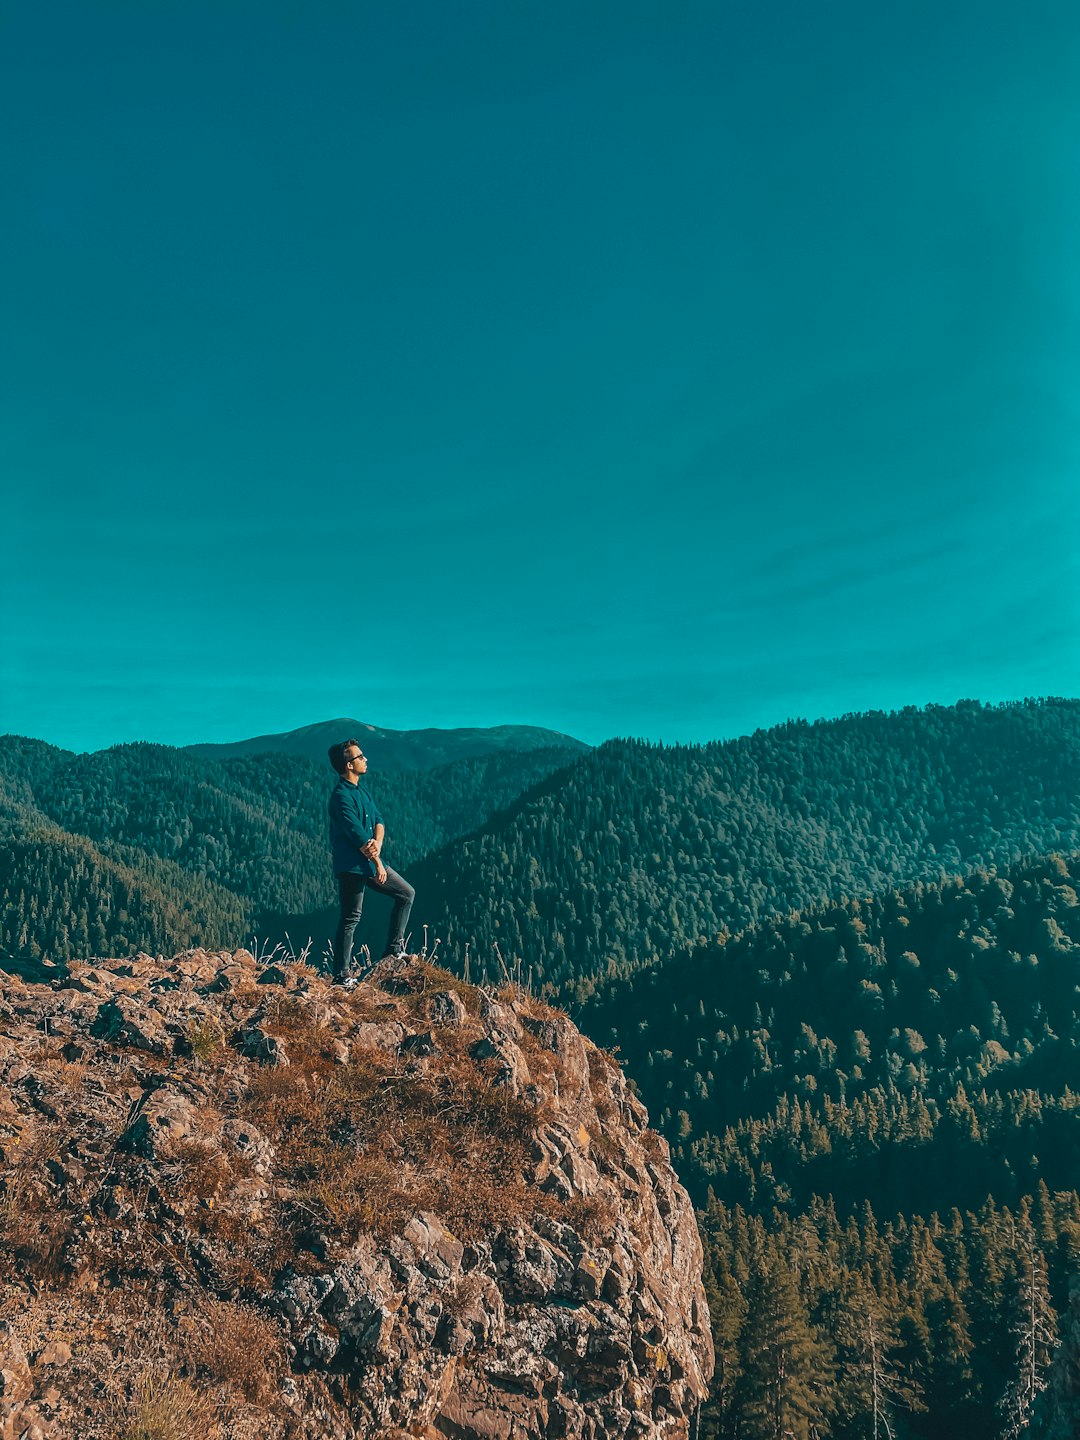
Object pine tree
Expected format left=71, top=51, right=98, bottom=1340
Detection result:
left=923, top=1282, right=977, bottom=1435
left=1037, top=1275, right=1079, bottom=1439
left=736, top=1244, right=835, bottom=1440
left=699, top=1242, right=748, bottom=1439
left=837, top=1270, right=924, bottom=1440
left=999, top=1227, right=1059, bottom=1439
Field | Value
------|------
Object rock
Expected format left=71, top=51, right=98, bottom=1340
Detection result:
left=36, top=1342, right=71, bottom=1367
left=439, top=1372, right=545, bottom=1440
left=298, top=1319, right=339, bottom=1368
left=400, top=1030, right=438, bottom=1058
left=478, top=993, right=523, bottom=1042
left=0, top=952, right=713, bottom=1439
left=425, top=990, right=467, bottom=1028
left=236, top=1023, right=289, bottom=1066
left=89, top=997, right=167, bottom=1055
left=0, top=1323, right=32, bottom=1404
left=45, top=1156, right=86, bottom=1190
left=573, top=1253, right=607, bottom=1301
left=200, top=960, right=253, bottom=995
left=369, top=954, right=424, bottom=995
left=470, top=1035, right=532, bottom=1096
left=402, top=1212, right=464, bottom=1279
left=58, top=973, right=100, bottom=995
left=221, top=1118, right=276, bottom=1175
left=120, top=1089, right=197, bottom=1157
left=353, top=1020, right=406, bottom=1051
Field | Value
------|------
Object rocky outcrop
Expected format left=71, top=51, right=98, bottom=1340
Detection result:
left=0, top=949, right=712, bottom=1439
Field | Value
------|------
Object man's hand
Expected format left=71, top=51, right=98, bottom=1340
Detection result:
left=375, top=859, right=388, bottom=884
left=361, top=839, right=381, bottom=860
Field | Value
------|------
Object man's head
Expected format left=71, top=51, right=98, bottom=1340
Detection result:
left=328, top=738, right=369, bottom=780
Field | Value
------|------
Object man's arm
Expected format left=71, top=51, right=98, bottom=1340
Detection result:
left=362, top=825, right=388, bottom=882
left=330, top=788, right=381, bottom=865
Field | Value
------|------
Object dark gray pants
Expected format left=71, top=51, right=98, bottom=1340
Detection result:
left=334, top=866, right=415, bottom=976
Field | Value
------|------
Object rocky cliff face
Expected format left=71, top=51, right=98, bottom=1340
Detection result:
left=0, top=949, right=712, bottom=1439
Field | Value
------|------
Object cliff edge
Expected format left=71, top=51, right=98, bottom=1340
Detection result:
left=0, top=949, right=713, bottom=1439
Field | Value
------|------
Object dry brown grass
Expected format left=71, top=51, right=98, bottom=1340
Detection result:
left=261, top=992, right=313, bottom=1031
left=45, top=1054, right=91, bottom=1091
left=0, top=1119, right=74, bottom=1280
left=165, top=1136, right=234, bottom=1203
left=562, top=1191, right=619, bottom=1241
left=280, top=1058, right=548, bottom=1241
left=0, top=1190, right=70, bottom=1279
left=185, top=1298, right=286, bottom=1405
left=211, top=967, right=628, bottom=1249
left=116, top=1371, right=219, bottom=1440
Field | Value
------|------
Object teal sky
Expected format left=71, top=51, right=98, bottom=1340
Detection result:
left=3, top=0, right=1079, bottom=753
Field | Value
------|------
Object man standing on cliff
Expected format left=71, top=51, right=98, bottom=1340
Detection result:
left=327, top=738, right=415, bottom=985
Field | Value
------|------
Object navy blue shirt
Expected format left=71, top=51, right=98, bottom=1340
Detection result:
left=328, top=778, right=384, bottom=877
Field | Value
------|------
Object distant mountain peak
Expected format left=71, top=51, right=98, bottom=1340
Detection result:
left=184, top=718, right=590, bottom=771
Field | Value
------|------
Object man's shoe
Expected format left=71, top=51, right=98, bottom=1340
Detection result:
left=331, top=974, right=359, bottom=991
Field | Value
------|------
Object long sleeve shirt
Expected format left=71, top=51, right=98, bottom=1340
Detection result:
left=328, top=778, right=384, bottom=877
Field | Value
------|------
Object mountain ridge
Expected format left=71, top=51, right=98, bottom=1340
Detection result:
left=406, top=697, right=1080, bottom=995
left=184, top=718, right=591, bottom=771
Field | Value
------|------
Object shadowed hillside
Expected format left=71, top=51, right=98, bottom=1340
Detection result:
left=584, top=849, right=1080, bottom=1214
left=580, top=849, right=1080, bottom=1440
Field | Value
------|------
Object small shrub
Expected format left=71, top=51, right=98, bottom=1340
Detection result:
left=186, top=1017, right=225, bottom=1061
left=563, top=1191, right=618, bottom=1242
left=0, top=1128, right=72, bottom=1281
left=262, top=993, right=310, bottom=1030
left=118, top=1373, right=215, bottom=1440
left=186, top=1299, right=285, bottom=1405
left=165, top=1136, right=233, bottom=1204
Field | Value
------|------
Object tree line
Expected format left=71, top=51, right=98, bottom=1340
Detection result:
left=5, top=699, right=1080, bottom=980
left=586, top=851, right=1080, bottom=1175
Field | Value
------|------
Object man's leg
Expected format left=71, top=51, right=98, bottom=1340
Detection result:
left=364, top=866, right=415, bottom=958
left=333, top=872, right=366, bottom=978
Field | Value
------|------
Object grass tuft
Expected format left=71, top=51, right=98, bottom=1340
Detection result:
left=117, top=1372, right=216, bottom=1440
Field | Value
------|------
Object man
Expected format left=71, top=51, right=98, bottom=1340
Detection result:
left=327, top=738, right=415, bottom=984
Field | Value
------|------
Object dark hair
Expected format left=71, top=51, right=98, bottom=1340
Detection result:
left=328, top=738, right=361, bottom=776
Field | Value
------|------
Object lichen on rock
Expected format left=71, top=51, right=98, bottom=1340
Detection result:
left=0, top=948, right=713, bottom=1438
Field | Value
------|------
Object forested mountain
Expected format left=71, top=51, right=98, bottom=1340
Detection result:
left=582, top=850, right=1080, bottom=1438
left=185, top=716, right=589, bottom=769
left=410, top=698, right=1080, bottom=995
left=584, top=850, right=1080, bottom=1211
left=0, top=829, right=248, bottom=965
left=0, top=736, right=578, bottom=961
